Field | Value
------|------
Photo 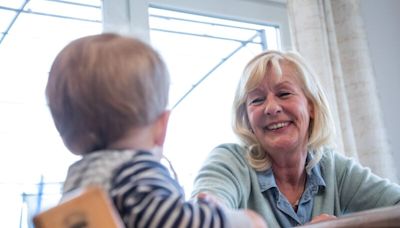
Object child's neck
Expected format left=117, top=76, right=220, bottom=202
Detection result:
left=109, top=125, right=155, bottom=153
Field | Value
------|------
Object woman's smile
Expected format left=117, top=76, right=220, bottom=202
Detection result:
left=264, top=121, right=291, bottom=131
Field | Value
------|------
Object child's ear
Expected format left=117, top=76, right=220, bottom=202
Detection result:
left=154, top=110, right=170, bottom=146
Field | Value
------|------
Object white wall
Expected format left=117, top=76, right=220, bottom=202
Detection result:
left=360, top=0, right=400, bottom=178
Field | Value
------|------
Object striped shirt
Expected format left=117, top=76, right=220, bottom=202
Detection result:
left=62, top=150, right=228, bottom=228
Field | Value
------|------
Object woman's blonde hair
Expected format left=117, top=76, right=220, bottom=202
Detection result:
left=232, top=50, right=335, bottom=172
left=46, top=33, right=169, bottom=154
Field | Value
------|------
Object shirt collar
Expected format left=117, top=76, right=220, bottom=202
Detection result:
left=257, top=168, right=277, bottom=191
left=256, top=152, right=326, bottom=192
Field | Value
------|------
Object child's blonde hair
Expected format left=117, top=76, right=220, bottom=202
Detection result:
left=46, top=33, right=170, bottom=154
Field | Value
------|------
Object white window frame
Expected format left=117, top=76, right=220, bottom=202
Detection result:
left=102, top=0, right=291, bottom=49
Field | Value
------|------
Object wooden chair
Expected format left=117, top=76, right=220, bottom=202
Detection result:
left=300, top=205, right=400, bottom=227
left=33, top=186, right=124, bottom=228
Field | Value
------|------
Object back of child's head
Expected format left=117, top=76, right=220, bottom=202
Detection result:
left=46, top=33, right=170, bottom=155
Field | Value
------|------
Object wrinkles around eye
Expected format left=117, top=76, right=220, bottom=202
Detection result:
left=249, top=97, right=265, bottom=105
left=278, top=92, right=291, bottom=97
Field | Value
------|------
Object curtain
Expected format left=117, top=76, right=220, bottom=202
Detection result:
left=287, top=0, right=397, bottom=181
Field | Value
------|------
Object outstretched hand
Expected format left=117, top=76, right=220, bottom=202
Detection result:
left=196, top=192, right=268, bottom=228
left=309, top=213, right=337, bottom=224
left=196, top=192, right=223, bottom=207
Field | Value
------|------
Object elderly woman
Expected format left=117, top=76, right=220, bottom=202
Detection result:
left=191, top=50, right=400, bottom=227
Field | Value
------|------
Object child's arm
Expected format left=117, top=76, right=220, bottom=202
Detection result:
left=110, top=151, right=265, bottom=228
left=196, top=191, right=268, bottom=228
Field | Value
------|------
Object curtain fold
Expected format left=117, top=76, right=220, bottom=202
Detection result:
left=287, top=0, right=397, bottom=181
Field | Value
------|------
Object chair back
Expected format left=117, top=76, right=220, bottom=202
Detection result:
left=33, top=186, right=123, bottom=228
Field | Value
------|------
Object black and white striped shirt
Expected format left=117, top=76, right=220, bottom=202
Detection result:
left=62, top=150, right=228, bottom=228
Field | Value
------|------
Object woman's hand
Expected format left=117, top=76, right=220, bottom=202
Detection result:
left=195, top=192, right=223, bottom=207
left=309, top=213, right=337, bottom=224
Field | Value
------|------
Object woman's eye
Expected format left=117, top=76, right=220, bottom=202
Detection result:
left=278, top=92, right=291, bottom=97
left=250, top=97, right=265, bottom=105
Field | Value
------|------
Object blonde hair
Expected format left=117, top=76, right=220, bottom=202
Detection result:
left=232, top=50, right=335, bottom=172
left=46, top=33, right=169, bottom=154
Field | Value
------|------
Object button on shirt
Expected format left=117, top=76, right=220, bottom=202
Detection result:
left=256, top=154, right=326, bottom=227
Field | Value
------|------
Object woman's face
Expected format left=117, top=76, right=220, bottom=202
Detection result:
left=246, top=61, right=313, bottom=156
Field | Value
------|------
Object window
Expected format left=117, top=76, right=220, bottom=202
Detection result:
left=0, top=1, right=101, bottom=227
left=0, top=1, right=285, bottom=227
left=148, top=6, right=280, bottom=194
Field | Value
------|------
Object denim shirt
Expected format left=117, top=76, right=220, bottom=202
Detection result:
left=256, top=155, right=326, bottom=227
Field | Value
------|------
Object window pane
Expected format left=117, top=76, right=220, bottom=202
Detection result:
left=26, top=0, right=101, bottom=21
left=0, top=10, right=16, bottom=31
left=149, top=7, right=280, bottom=195
left=0, top=0, right=26, bottom=9
left=0, top=1, right=101, bottom=227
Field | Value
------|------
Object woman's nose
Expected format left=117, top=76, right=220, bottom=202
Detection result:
left=264, top=96, right=282, bottom=115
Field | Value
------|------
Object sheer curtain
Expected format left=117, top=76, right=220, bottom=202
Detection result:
left=287, top=0, right=397, bottom=181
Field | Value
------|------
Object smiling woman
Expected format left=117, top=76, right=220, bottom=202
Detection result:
left=232, top=51, right=333, bottom=173
left=191, top=50, right=400, bottom=227
left=246, top=60, right=314, bottom=164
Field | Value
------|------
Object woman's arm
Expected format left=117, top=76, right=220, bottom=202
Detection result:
left=191, top=144, right=253, bottom=209
left=335, top=152, right=400, bottom=212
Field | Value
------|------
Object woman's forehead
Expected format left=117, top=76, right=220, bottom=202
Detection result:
left=250, top=60, right=301, bottom=89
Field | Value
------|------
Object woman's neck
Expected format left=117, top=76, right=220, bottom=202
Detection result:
left=275, top=168, right=307, bottom=207
left=270, top=148, right=308, bottom=206
left=270, top=147, right=307, bottom=181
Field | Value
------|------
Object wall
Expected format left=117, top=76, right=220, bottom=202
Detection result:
left=360, top=0, right=400, bottom=179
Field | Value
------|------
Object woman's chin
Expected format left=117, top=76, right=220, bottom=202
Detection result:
left=264, top=138, right=302, bottom=153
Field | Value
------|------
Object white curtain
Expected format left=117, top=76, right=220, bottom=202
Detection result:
left=287, top=0, right=397, bottom=181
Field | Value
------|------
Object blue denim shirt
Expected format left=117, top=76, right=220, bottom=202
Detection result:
left=256, top=155, right=326, bottom=227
